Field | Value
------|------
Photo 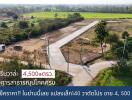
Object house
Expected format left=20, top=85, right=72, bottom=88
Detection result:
left=0, top=44, right=6, bottom=52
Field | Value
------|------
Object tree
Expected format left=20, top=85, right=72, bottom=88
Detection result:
left=6, top=12, right=15, bottom=17
left=19, top=21, right=29, bottom=29
left=115, top=47, right=128, bottom=60
left=73, top=13, right=81, bottom=17
left=13, top=14, right=19, bottom=20
left=31, top=23, right=35, bottom=27
left=95, top=21, right=108, bottom=54
left=113, top=33, right=130, bottom=73
left=1, top=22, right=8, bottom=28
left=31, top=16, right=34, bottom=19
left=127, top=40, right=132, bottom=52
left=122, top=31, right=129, bottom=39
left=105, top=33, right=119, bottom=46
left=54, top=13, right=58, bottom=19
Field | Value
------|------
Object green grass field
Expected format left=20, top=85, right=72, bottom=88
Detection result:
left=23, top=12, right=132, bottom=19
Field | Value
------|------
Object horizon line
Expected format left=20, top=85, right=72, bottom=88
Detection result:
left=0, top=3, right=132, bottom=5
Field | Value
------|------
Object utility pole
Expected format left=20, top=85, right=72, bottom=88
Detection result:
left=122, top=36, right=128, bottom=60
left=47, top=35, right=52, bottom=69
left=42, top=34, right=52, bottom=69
left=44, top=39, right=47, bottom=69
left=80, top=39, right=83, bottom=66
left=67, top=43, right=70, bottom=73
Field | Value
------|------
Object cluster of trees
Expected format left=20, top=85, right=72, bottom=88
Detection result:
left=30, top=13, right=83, bottom=37
left=52, top=5, right=132, bottom=13
left=106, top=31, right=132, bottom=61
left=95, top=21, right=132, bottom=58
left=6, top=12, right=19, bottom=20
left=0, top=22, right=8, bottom=28
left=95, top=21, right=132, bottom=71
left=0, top=28, right=29, bottom=44
left=0, top=13, right=84, bottom=45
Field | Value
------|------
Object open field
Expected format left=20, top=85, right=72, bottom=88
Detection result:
left=23, top=12, right=132, bottom=19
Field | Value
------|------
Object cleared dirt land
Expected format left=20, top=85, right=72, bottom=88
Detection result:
left=107, top=19, right=132, bottom=37
left=61, top=26, right=103, bottom=65
left=61, top=19, right=132, bottom=65
left=0, top=20, right=93, bottom=64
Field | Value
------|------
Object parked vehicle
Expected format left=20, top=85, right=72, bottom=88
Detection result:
left=0, top=44, right=6, bottom=52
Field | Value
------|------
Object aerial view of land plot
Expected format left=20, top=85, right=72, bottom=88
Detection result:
left=0, top=3, right=132, bottom=86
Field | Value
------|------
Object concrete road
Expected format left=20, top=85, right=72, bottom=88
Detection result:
left=47, top=21, right=116, bottom=86
left=0, top=21, right=116, bottom=86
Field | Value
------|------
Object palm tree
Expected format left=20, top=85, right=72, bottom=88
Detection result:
left=67, top=43, right=71, bottom=73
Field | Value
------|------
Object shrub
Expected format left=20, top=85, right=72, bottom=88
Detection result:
left=114, top=47, right=128, bottom=59
left=127, top=40, right=132, bottom=53
left=106, top=33, right=119, bottom=43
left=111, top=41, right=124, bottom=52
left=0, top=60, right=72, bottom=86
left=30, top=27, right=42, bottom=37
left=1, top=22, right=8, bottom=28
left=104, top=51, right=115, bottom=60
left=19, top=21, right=29, bottom=29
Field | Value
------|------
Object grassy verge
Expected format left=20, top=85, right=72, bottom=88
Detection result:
left=91, top=62, right=132, bottom=86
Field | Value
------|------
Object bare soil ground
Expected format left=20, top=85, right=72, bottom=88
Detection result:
left=61, top=19, right=132, bottom=65
left=61, top=27, right=103, bottom=65
left=107, top=19, right=132, bottom=37
left=0, top=20, right=93, bottom=64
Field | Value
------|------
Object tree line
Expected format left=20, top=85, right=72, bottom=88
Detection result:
left=1, top=4, right=132, bottom=15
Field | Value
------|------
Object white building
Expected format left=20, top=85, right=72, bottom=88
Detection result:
left=0, top=44, right=6, bottom=52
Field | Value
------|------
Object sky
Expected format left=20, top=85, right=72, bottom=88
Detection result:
left=0, top=0, right=132, bottom=5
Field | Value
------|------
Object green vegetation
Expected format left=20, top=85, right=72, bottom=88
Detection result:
left=92, top=64, right=132, bottom=86
left=92, top=34, right=132, bottom=86
left=0, top=60, right=72, bottom=86
left=0, top=13, right=83, bottom=45
left=122, top=31, right=129, bottom=39
left=1, top=22, right=8, bottom=28
left=2, top=5, right=132, bottom=14
left=95, top=20, right=108, bottom=54
left=23, top=12, right=132, bottom=19
left=19, top=21, right=29, bottom=29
